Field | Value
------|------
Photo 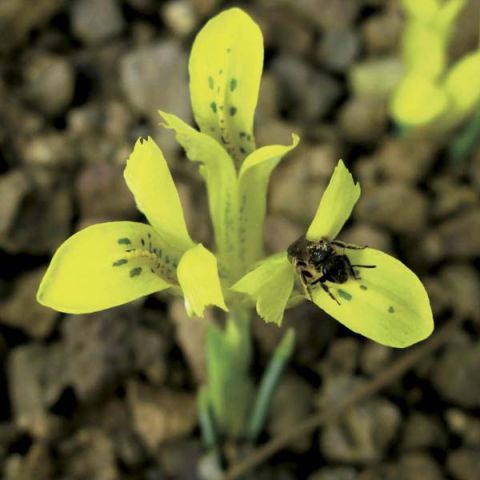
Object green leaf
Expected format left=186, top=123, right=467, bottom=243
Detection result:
left=444, top=51, right=480, bottom=123
left=232, top=253, right=294, bottom=326
left=177, top=243, right=227, bottom=317
left=237, top=135, right=299, bottom=270
left=311, top=248, right=434, bottom=348
left=124, top=136, right=194, bottom=252
left=306, top=160, right=360, bottom=242
left=390, top=73, right=448, bottom=126
left=401, top=0, right=439, bottom=20
left=37, top=222, right=173, bottom=314
left=402, top=21, right=446, bottom=79
left=159, top=111, right=240, bottom=279
left=189, top=8, right=264, bottom=166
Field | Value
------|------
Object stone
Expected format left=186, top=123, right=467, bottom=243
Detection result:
left=21, top=132, right=75, bottom=167
left=445, top=409, right=480, bottom=447
left=362, top=10, right=403, bottom=54
left=0, top=268, right=57, bottom=338
left=309, top=467, right=358, bottom=480
left=349, top=58, right=403, bottom=100
left=401, top=412, right=446, bottom=450
left=354, top=183, right=429, bottom=235
left=60, top=428, right=119, bottom=480
left=268, top=374, right=314, bottom=452
left=162, top=0, right=199, bottom=37
left=272, top=55, right=341, bottom=121
left=318, top=29, right=360, bottom=72
left=4, top=442, right=53, bottom=480
left=0, top=170, right=30, bottom=239
left=22, top=54, right=75, bottom=116
left=318, top=338, right=360, bottom=377
left=433, top=339, right=480, bottom=408
left=447, top=449, right=480, bottom=480
left=71, top=0, right=125, bottom=44
left=265, top=214, right=302, bottom=253
left=128, top=380, right=196, bottom=452
left=359, top=342, right=392, bottom=376
left=75, top=163, right=136, bottom=221
left=341, top=224, right=393, bottom=254
left=158, top=439, right=203, bottom=478
left=338, top=96, right=388, bottom=145
left=431, top=177, right=478, bottom=219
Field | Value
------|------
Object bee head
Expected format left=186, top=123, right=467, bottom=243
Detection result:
left=308, top=240, right=333, bottom=265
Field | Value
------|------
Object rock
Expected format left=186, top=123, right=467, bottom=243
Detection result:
left=421, top=209, right=480, bottom=262
left=257, top=73, right=280, bottom=121
left=355, top=183, right=429, bottom=235
left=0, top=268, right=57, bottom=338
left=361, top=10, right=403, bottom=54
left=447, top=449, right=480, bottom=480
left=401, top=412, right=446, bottom=450
left=22, top=54, right=75, bottom=116
left=438, top=263, right=480, bottom=321
left=2, top=186, right=72, bottom=254
left=158, top=439, right=203, bottom=478
left=445, top=409, right=480, bottom=447
left=268, top=374, right=314, bottom=453
left=128, top=380, right=196, bottom=452
left=265, top=214, right=302, bottom=253
left=21, top=132, right=75, bottom=167
left=71, top=0, right=125, bottom=44
left=272, top=55, right=341, bottom=121
left=0, top=170, right=31, bottom=239
left=60, top=428, right=118, bottom=480
left=75, top=163, right=136, bottom=221
left=433, top=339, right=480, bottom=408
left=359, top=342, right=392, bottom=376
left=317, top=29, right=360, bottom=72
left=318, top=338, right=360, bottom=377
left=162, top=0, right=199, bottom=37
left=4, top=442, right=53, bottom=480
left=349, top=58, right=403, bottom=100
left=170, top=298, right=208, bottom=383
left=376, top=137, right=438, bottom=183
left=0, top=0, right=62, bottom=53
left=338, top=96, right=388, bottom=145
left=341, top=224, right=393, bottom=254
left=309, top=467, right=358, bottom=480
left=431, top=177, right=478, bottom=219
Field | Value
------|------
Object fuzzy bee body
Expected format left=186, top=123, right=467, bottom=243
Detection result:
left=287, top=235, right=375, bottom=305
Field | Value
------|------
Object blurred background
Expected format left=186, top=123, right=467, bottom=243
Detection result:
left=1, top=0, right=480, bottom=479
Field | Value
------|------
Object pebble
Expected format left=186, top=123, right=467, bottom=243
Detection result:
left=0, top=268, right=57, bottom=338
left=355, top=183, right=429, bottom=235
left=317, top=29, right=360, bottom=73
left=309, top=467, right=358, bottom=480
left=433, top=339, right=480, bottom=408
left=162, top=0, right=198, bottom=37
left=4, top=442, right=53, bottom=480
left=341, top=224, right=393, bottom=254
left=265, top=214, right=302, bottom=253
left=0, top=170, right=30, bottom=238
left=338, top=96, right=388, bottom=145
left=445, top=409, right=480, bottom=447
left=127, top=380, right=196, bottom=452
left=401, top=412, right=447, bottom=450
left=21, top=132, right=75, bottom=167
left=359, top=342, right=392, bottom=375
left=318, top=338, right=360, bottom=377
left=22, top=53, right=75, bottom=116
left=447, top=448, right=480, bottom=480
left=71, top=0, right=125, bottom=44
left=361, top=10, right=403, bottom=54
left=272, top=54, right=341, bottom=121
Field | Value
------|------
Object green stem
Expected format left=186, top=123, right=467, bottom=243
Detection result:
left=247, top=329, right=295, bottom=442
left=198, top=386, right=218, bottom=449
left=448, top=108, right=480, bottom=168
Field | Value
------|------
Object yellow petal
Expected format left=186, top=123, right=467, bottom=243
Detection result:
left=37, top=222, right=175, bottom=314
left=307, top=160, right=360, bottom=242
left=311, top=248, right=434, bottom=348
left=159, top=111, right=240, bottom=279
left=390, top=73, right=448, bottom=126
left=238, top=134, right=299, bottom=269
left=232, top=253, right=294, bottom=326
left=177, top=244, right=227, bottom=317
left=124, top=137, right=194, bottom=251
left=189, top=8, right=263, bottom=166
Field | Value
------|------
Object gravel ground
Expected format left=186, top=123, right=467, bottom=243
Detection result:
left=1, top=0, right=480, bottom=479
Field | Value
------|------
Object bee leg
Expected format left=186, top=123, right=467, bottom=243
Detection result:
left=300, top=270, right=313, bottom=301
left=331, top=240, right=366, bottom=250
left=351, top=264, right=376, bottom=268
left=311, top=277, right=341, bottom=305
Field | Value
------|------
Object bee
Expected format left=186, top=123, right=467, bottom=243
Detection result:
left=287, top=235, right=376, bottom=305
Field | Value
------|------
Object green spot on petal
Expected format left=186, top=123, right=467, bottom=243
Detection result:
left=360, top=284, right=368, bottom=290
left=230, top=78, right=237, bottom=91
left=229, top=106, right=237, bottom=116
left=112, top=259, right=128, bottom=267
left=388, top=305, right=395, bottom=313
left=208, top=76, right=214, bottom=89
left=338, top=289, right=352, bottom=301
left=130, top=267, right=142, bottom=278
left=210, top=102, right=217, bottom=113
left=118, top=238, right=131, bottom=245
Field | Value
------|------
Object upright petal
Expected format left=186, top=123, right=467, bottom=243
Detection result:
left=189, top=8, right=263, bottom=166
left=37, top=222, right=176, bottom=314
left=232, top=253, right=294, bottom=326
left=238, top=135, right=299, bottom=270
left=177, top=244, right=227, bottom=317
left=311, top=248, right=433, bottom=348
left=124, top=137, right=194, bottom=251
left=159, top=111, right=240, bottom=279
left=307, top=160, right=360, bottom=242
